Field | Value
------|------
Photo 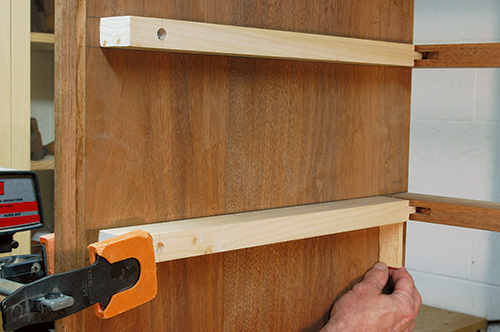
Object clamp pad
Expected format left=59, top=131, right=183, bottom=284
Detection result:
left=88, top=229, right=157, bottom=318
left=40, top=233, right=55, bottom=275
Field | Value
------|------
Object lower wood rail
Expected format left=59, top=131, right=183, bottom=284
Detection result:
left=99, top=196, right=412, bottom=267
left=391, top=193, right=500, bottom=232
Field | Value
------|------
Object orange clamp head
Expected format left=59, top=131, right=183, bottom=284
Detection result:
left=88, top=229, right=157, bottom=319
left=40, top=233, right=55, bottom=275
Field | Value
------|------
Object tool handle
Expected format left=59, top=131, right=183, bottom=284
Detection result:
left=1, top=256, right=140, bottom=331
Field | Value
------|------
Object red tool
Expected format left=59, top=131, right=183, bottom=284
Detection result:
left=0, top=169, right=157, bottom=331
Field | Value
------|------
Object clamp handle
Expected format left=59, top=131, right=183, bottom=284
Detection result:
left=1, top=230, right=157, bottom=331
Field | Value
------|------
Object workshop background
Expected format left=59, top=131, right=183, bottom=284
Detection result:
left=407, top=0, right=500, bottom=320
left=28, top=0, right=500, bottom=323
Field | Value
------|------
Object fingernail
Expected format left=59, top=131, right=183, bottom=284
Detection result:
left=373, top=262, right=388, bottom=270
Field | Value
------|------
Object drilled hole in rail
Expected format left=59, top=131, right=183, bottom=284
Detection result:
left=157, top=28, right=167, bottom=41
left=155, top=242, right=165, bottom=255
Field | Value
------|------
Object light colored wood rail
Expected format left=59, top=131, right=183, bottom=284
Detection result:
left=31, top=32, right=55, bottom=44
left=0, top=1, right=11, bottom=168
left=390, top=193, right=500, bottom=232
left=0, top=0, right=32, bottom=259
left=379, top=223, right=405, bottom=268
left=11, top=0, right=30, bottom=171
left=30, top=155, right=55, bottom=170
left=100, top=16, right=421, bottom=67
left=99, top=196, right=412, bottom=263
left=31, top=32, right=55, bottom=52
left=415, top=43, right=500, bottom=68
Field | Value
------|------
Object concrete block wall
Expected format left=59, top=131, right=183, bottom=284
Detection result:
left=407, top=0, right=500, bottom=319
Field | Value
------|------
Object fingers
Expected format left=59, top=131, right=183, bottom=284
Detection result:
left=390, top=266, right=417, bottom=295
left=359, top=262, right=390, bottom=292
left=390, top=266, right=422, bottom=314
left=413, top=284, right=423, bottom=312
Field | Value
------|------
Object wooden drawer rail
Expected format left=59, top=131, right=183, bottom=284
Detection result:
left=99, top=16, right=420, bottom=67
left=99, top=17, right=500, bottom=69
left=99, top=196, right=413, bottom=268
left=415, top=43, right=500, bottom=68
left=391, top=193, right=500, bottom=232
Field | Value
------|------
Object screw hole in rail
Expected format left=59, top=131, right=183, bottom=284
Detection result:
left=157, top=28, right=167, bottom=41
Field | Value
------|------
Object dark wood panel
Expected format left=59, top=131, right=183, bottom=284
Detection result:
left=84, top=49, right=410, bottom=229
left=54, top=0, right=87, bottom=331
left=86, top=253, right=225, bottom=332
left=85, top=229, right=379, bottom=332
left=391, top=193, right=500, bottom=232
left=87, top=0, right=413, bottom=43
left=57, top=1, right=414, bottom=331
left=415, top=43, right=500, bottom=68
left=222, top=229, right=379, bottom=332
left=83, top=1, right=412, bottom=230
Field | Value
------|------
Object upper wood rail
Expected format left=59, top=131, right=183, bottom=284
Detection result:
left=415, top=43, right=500, bottom=68
left=100, top=16, right=421, bottom=67
left=390, top=193, right=500, bottom=232
left=99, top=196, right=412, bottom=263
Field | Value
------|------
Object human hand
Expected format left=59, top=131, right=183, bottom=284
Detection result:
left=320, top=262, right=421, bottom=332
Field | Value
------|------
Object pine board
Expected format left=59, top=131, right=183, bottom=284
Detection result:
left=98, top=196, right=411, bottom=264
left=99, top=16, right=420, bottom=67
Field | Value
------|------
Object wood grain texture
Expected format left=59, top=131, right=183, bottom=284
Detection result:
left=379, top=222, right=406, bottom=268
left=415, top=43, right=500, bottom=68
left=99, top=196, right=411, bottom=263
left=83, top=52, right=410, bottom=229
left=54, top=0, right=87, bottom=331
left=87, top=0, right=414, bottom=43
left=86, top=229, right=379, bottom=332
left=100, top=16, right=420, bottom=67
left=58, top=1, right=414, bottom=331
left=391, top=193, right=500, bottom=232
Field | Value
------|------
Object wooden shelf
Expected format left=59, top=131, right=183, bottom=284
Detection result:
left=30, top=155, right=54, bottom=170
left=31, top=32, right=54, bottom=51
left=100, top=16, right=421, bottom=67
left=100, top=196, right=413, bottom=265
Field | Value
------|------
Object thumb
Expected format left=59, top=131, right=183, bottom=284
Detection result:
left=361, top=262, right=390, bottom=292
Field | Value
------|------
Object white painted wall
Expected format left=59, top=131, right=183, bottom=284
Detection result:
left=407, top=0, right=500, bottom=319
